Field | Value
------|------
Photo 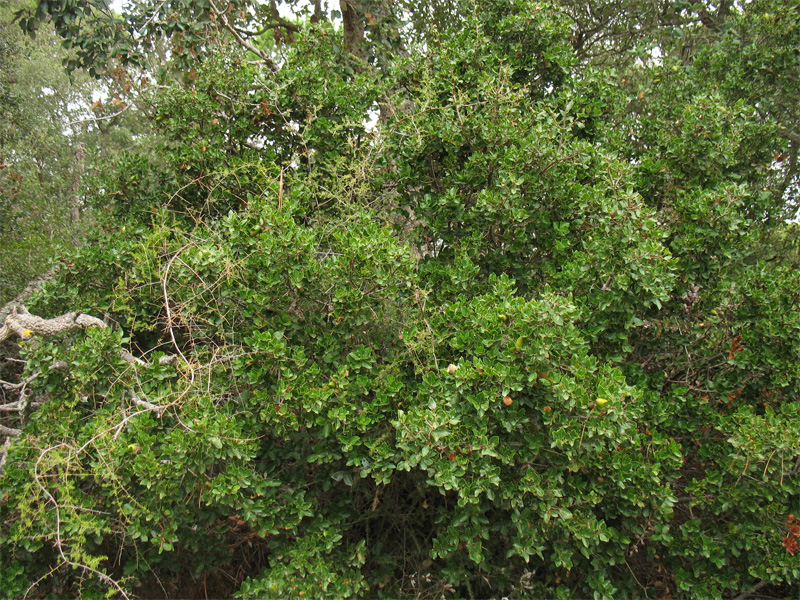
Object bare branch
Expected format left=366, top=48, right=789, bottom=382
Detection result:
left=0, top=269, right=56, bottom=324
left=162, top=245, right=195, bottom=386
left=128, top=391, right=167, bottom=417
left=208, top=0, right=280, bottom=72
left=0, top=305, right=106, bottom=343
left=65, top=102, right=131, bottom=129
left=0, top=436, right=11, bottom=474
left=1, top=305, right=177, bottom=367
left=30, top=446, right=131, bottom=599
left=0, top=424, right=22, bottom=437
left=1, top=373, right=37, bottom=391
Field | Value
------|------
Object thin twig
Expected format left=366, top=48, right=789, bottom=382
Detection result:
left=278, top=167, right=284, bottom=210
left=29, top=446, right=130, bottom=599
left=208, top=0, right=279, bottom=71
left=162, top=244, right=196, bottom=385
left=65, top=103, right=130, bottom=128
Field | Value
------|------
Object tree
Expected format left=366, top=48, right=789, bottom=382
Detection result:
left=0, top=0, right=148, bottom=305
left=0, top=2, right=87, bottom=304
left=1, top=1, right=798, bottom=599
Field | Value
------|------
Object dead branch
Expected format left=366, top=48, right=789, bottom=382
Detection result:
left=1, top=305, right=106, bottom=343
left=0, top=306, right=179, bottom=445
left=0, top=423, right=22, bottom=437
left=128, top=391, right=167, bottom=417
left=208, top=0, right=280, bottom=72
left=0, top=372, right=37, bottom=392
left=1, top=305, right=177, bottom=368
left=0, top=436, right=11, bottom=472
left=30, top=446, right=131, bottom=599
left=0, top=269, right=56, bottom=324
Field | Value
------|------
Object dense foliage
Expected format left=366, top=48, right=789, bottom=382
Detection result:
left=1, top=1, right=799, bottom=598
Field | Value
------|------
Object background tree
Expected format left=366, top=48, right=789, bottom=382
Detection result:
left=0, top=0, right=148, bottom=305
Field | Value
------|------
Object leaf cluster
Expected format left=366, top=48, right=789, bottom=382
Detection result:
left=1, top=1, right=799, bottom=599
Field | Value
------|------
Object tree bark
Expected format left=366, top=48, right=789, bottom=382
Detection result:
left=341, top=1, right=366, bottom=57
left=0, top=269, right=55, bottom=324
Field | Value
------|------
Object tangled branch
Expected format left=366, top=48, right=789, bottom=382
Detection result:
left=0, top=307, right=176, bottom=445
left=1, top=305, right=178, bottom=368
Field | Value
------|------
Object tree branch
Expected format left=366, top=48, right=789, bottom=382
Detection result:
left=0, top=305, right=106, bottom=343
left=0, top=269, right=56, bottom=324
left=1, top=305, right=177, bottom=366
left=0, top=436, right=11, bottom=474
left=269, top=0, right=300, bottom=33
left=0, top=424, right=21, bottom=437
left=0, top=306, right=179, bottom=446
left=208, top=0, right=280, bottom=72
left=778, top=127, right=800, bottom=144
left=731, top=580, right=770, bottom=600
left=127, top=391, right=167, bottom=417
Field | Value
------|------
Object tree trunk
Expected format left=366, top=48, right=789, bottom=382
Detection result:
left=341, top=1, right=366, bottom=57
left=340, top=0, right=398, bottom=57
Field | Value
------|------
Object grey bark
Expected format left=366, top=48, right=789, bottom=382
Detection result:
left=0, top=268, right=55, bottom=324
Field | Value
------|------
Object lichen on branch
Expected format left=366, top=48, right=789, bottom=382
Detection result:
left=0, top=305, right=106, bottom=343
